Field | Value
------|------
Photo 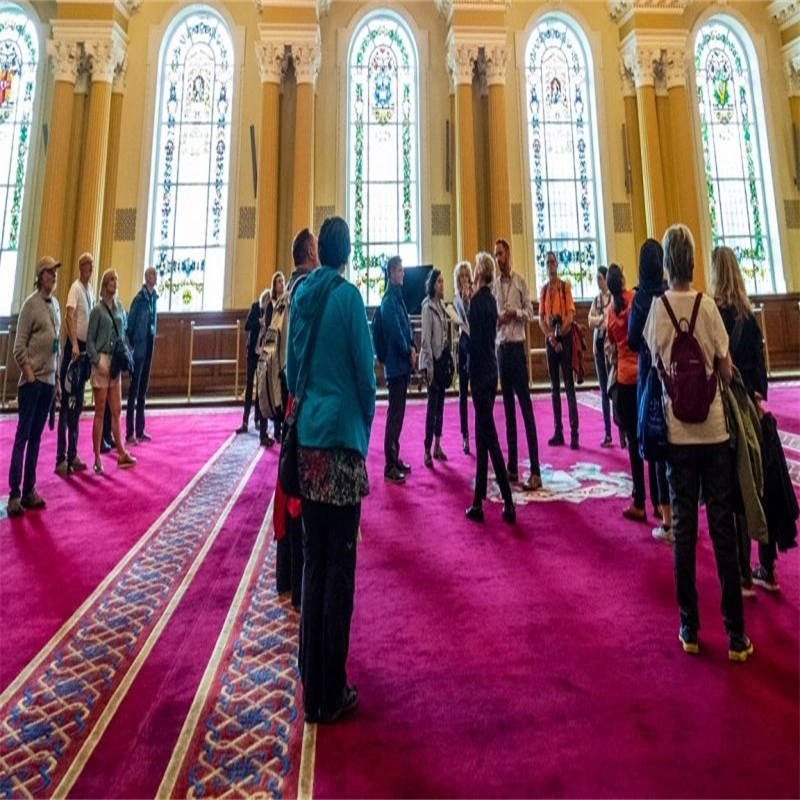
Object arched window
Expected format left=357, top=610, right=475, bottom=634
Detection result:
left=347, top=12, right=419, bottom=307
left=0, top=4, right=38, bottom=315
left=524, top=16, right=603, bottom=299
left=695, top=18, right=781, bottom=294
left=148, top=7, right=233, bottom=312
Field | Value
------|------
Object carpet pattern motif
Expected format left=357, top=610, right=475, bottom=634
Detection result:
left=0, top=434, right=262, bottom=799
left=160, top=504, right=302, bottom=800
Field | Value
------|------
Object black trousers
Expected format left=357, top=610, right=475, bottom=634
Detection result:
left=57, top=338, right=88, bottom=466
left=424, top=379, right=445, bottom=451
left=384, top=375, right=409, bottom=471
left=458, top=334, right=470, bottom=440
left=126, top=335, right=154, bottom=439
left=299, top=499, right=360, bottom=719
left=9, top=380, right=53, bottom=500
left=648, top=459, right=670, bottom=509
left=497, top=341, right=540, bottom=476
left=546, top=337, right=579, bottom=438
left=593, top=339, right=612, bottom=438
left=616, top=383, right=646, bottom=509
left=276, top=509, right=304, bottom=607
left=472, top=381, right=513, bottom=506
left=668, top=443, right=743, bottom=636
left=241, top=353, right=263, bottom=428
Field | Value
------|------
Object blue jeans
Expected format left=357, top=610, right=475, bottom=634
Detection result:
left=593, top=338, right=612, bottom=438
left=126, top=336, right=154, bottom=439
left=668, top=442, right=743, bottom=636
left=9, top=380, right=54, bottom=500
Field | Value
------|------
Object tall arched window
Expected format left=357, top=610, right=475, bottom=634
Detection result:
left=347, top=12, right=419, bottom=307
left=695, top=18, right=781, bottom=294
left=0, top=4, right=38, bottom=315
left=524, top=16, right=603, bottom=299
left=148, top=7, right=233, bottom=312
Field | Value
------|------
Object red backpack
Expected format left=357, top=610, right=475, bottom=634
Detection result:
left=657, top=293, right=718, bottom=424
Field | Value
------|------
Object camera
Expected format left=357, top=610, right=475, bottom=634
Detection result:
left=549, top=314, right=563, bottom=339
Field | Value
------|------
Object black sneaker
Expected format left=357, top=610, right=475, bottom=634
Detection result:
left=679, top=625, right=699, bottom=654
left=751, top=565, right=779, bottom=592
left=502, top=503, right=516, bottom=525
left=398, top=460, right=412, bottom=474
left=570, top=436, right=579, bottom=450
left=384, top=466, right=405, bottom=484
left=465, top=504, right=484, bottom=523
left=728, top=634, right=754, bottom=663
left=548, top=433, right=565, bottom=447
left=507, top=468, right=519, bottom=483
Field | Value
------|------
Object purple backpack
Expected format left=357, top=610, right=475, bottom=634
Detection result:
left=657, top=294, right=718, bottom=424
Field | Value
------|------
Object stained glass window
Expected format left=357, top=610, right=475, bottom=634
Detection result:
left=148, top=7, right=233, bottom=312
left=0, top=4, right=38, bottom=316
left=347, top=12, right=419, bottom=307
left=524, top=16, right=603, bottom=299
left=695, top=18, right=780, bottom=294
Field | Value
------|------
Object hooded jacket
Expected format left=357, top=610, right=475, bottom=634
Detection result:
left=628, top=238, right=667, bottom=402
left=285, top=266, right=376, bottom=459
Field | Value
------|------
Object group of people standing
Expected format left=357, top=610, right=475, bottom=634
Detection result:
left=7, top=252, right=158, bottom=517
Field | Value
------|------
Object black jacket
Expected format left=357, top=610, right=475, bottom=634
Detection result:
left=468, top=286, right=498, bottom=389
left=719, top=305, right=767, bottom=401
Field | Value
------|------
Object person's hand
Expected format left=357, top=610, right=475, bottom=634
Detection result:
left=410, top=347, right=417, bottom=368
left=22, top=363, right=35, bottom=383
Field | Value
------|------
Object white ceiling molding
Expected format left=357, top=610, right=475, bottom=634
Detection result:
left=769, top=1, right=800, bottom=29
left=609, top=0, right=688, bottom=25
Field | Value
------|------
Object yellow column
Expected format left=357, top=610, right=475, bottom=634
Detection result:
left=485, top=43, right=512, bottom=245
left=622, top=88, right=647, bottom=247
left=99, top=59, right=126, bottom=271
left=448, top=38, right=479, bottom=263
left=74, top=41, right=120, bottom=272
left=290, top=40, right=320, bottom=237
left=37, top=40, right=79, bottom=268
left=61, top=66, right=89, bottom=293
left=656, top=91, right=678, bottom=226
left=255, top=41, right=284, bottom=291
left=666, top=49, right=707, bottom=290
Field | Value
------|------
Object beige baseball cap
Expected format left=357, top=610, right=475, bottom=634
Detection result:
left=35, top=255, right=62, bottom=277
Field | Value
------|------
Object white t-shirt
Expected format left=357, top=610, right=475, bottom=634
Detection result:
left=643, top=289, right=729, bottom=446
left=66, top=279, right=94, bottom=342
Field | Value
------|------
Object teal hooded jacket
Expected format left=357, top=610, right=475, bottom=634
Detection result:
left=286, top=266, right=376, bottom=459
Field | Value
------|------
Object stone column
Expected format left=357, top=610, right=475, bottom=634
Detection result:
left=621, top=64, right=647, bottom=247
left=37, top=40, right=79, bottom=270
left=485, top=42, right=512, bottom=244
left=623, top=40, right=668, bottom=238
left=255, top=40, right=285, bottom=291
left=62, top=60, right=90, bottom=289
left=74, top=39, right=123, bottom=270
left=447, top=37, right=479, bottom=263
left=99, top=57, right=127, bottom=271
left=290, top=38, right=320, bottom=237
left=786, top=51, right=800, bottom=149
left=665, top=45, right=707, bottom=288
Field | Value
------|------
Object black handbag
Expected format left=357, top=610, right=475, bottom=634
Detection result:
left=433, top=348, right=454, bottom=389
left=278, top=276, right=343, bottom=497
left=105, top=303, right=134, bottom=378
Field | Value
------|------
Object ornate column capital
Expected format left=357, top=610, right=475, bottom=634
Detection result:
left=621, top=42, right=660, bottom=88
left=484, top=43, right=509, bottom=87
left=619, top=58, right=637, bottom=97
left=46, top=39, right=80, bottom=84
left=255, top=40, right=287, bottom=85
left=85, top=39, right=126, bottom=84
left=446, top=33, right=479, bottom=87
left=784, top=42, right=800, bottom=96
left=664, top=46, right=689, bottom=89
left=112, top=55, right=128, bottom=94
left=291, top=42, right=321, bottom=86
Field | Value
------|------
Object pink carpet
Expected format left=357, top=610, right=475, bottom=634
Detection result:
left=0, top=409, right=243, bottom=689
left=313, top=387, right=800, bottom=799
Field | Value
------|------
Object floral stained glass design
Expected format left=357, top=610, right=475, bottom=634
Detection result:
left=0, top=5, right=38, bottom=316
left=149, top=8, right=233, bottom=312
left=695, top=19, right=777, bottom=294
left=525, top=17, right=602, bottom=299
left=348, top=13, right=419, bottom=307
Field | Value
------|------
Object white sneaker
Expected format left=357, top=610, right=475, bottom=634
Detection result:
left=652, top=525, right=673, bottom=545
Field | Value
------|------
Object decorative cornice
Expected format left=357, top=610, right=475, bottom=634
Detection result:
left=46, top=39, right=80, bottom=84
left=437, top=0, right=510, bottom=23
left=115, top=0, right=142, bottom=19
left=609, top=0, right=687, bottom=25
left=769, top=1, right=800, bottom=29
left=255, top=0, right=328, bottom=19
left=255, top=40, right=287, bottom=84
left=484, top=42, right=509, bottom=87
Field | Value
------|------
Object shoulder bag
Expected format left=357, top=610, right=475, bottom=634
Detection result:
left=105, top=302, right=134, bottom=379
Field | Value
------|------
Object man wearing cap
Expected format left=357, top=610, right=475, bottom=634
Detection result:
left=125, top=266, right=158, bottom=444
left=55, top=252, right=94, bottom=475
left=7, top=256, right=62, bottom=517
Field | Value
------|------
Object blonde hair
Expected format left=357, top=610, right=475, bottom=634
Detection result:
left=662, top=223, right=695, bottom=285
left=711, top=246, right=751, bottom=319
left=453, top=261, right=472, bottom=298
left=474, top=252, right=495, bottom=286
left=271, top=270, right=286, bottom=301
left=100, top=268, right=118, bottom=300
